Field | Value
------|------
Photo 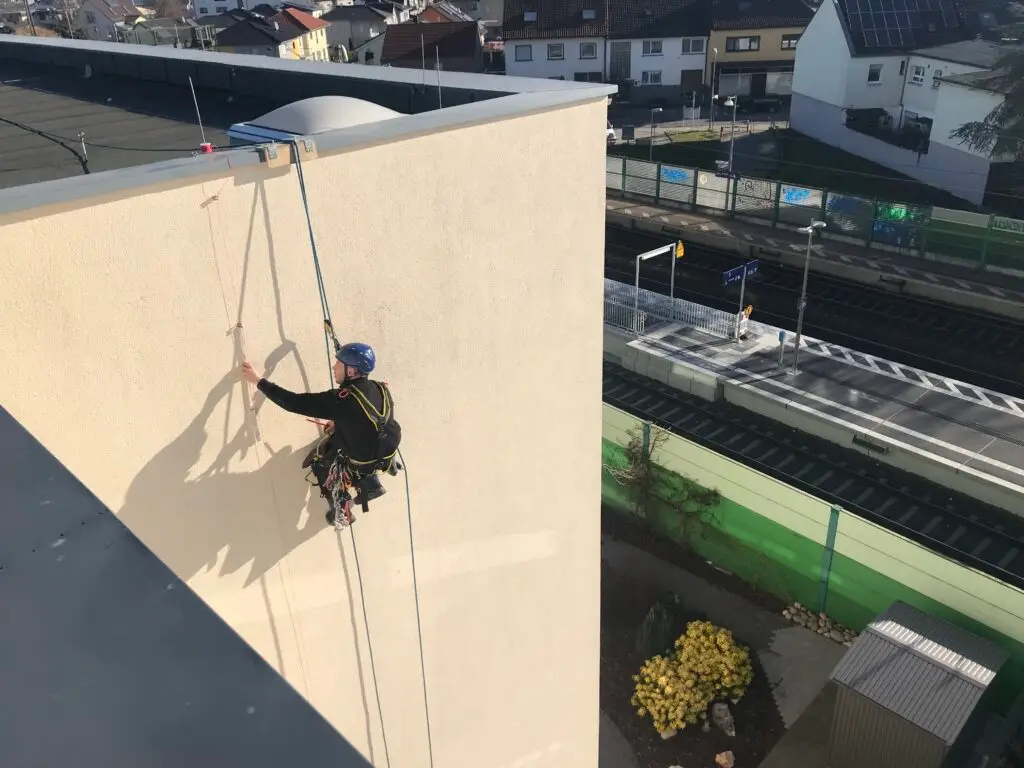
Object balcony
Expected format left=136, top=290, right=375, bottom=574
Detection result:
left=845, top=107, right=931, bottom=154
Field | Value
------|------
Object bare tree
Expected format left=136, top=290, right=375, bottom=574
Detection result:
left=155, top=0, right=189, bottom=19
left=51, top=0, right=82, bottom=37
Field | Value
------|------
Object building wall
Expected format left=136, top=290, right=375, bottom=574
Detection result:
left=843, top=54, right=906, bottom=109
left=901, top=54, right=983, bottom=119
left=931, top=80, right=1005, bottom=158
left=0, top=97, right=608, bottom=768
left=621, top=35, right=707, bottom=89
left=791, top=0, right=849, bottom=107
left=350, top=31, right=386, bottom=63
left=707, top=25, right=805, bottom=86
left=505, top=36, right=606, bottom=81
left=789, top=91, right=991, bottom=203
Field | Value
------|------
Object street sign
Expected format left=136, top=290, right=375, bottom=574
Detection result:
left=675, top=241, right=685, bottom=259
left=722, top=258, right=759, bottom=287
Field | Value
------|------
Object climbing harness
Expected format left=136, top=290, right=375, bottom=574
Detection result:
left=290, top=140, right=435, bottom=768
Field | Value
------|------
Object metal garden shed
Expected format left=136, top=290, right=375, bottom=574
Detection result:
left=827, top=601, right=1008, bottom=768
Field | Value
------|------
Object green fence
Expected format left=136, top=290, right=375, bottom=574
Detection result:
left=603, top=404, right=1024, bottom=713
left=606, top=155, right=1024, bottom=272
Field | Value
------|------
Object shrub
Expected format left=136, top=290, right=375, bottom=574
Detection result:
left=631, top=620, right=754, bottom=734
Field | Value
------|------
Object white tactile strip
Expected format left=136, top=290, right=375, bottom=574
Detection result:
left=796, top=336, right=1024, bottom=419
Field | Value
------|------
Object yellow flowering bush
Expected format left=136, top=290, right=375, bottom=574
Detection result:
left=630, top=620, right=754, bottom=734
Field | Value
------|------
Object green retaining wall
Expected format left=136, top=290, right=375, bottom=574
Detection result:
left=601, top=433, right=1024, bottom=713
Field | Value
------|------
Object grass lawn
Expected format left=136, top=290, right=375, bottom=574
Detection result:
left=611, top=128, right=977, bottom=210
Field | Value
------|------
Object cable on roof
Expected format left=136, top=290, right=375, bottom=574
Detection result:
left=290, top=139, right=435, bottom=768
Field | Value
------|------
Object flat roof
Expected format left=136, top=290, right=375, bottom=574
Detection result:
left=0, top=58, right=283, bottom=189
left=0, top=36, right=614, bottom=203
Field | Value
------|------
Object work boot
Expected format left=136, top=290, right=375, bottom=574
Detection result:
left=353, top=474, right=386, bottom=507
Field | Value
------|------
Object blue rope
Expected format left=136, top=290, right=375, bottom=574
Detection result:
left=292, top=142, right=392, bottom=768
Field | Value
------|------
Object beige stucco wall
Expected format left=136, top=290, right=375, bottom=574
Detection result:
left=707, top=26, right=805, bottom=84
left=0, top=97, right=607, bottom=767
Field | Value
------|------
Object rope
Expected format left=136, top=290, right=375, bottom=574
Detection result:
left=291, top=141, right=393, bottom=768
left=398, top=446, right=436, bottom=768
left=290, top=140, right=434, bottom=768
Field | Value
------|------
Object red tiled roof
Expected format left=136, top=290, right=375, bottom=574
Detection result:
left=275, top=6, right=329, bottom=32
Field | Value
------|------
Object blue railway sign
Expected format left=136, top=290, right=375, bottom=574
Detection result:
left=722, top=259, right=759, bottom=287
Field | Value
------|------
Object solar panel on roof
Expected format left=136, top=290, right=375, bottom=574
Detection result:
left=843, top=0, right=962, bottom=48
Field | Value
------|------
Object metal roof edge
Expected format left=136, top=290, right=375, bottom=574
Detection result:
left=0, top=85, right=614, bottom=219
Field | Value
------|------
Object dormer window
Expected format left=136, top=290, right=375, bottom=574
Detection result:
left=523, top=10, right=537, bottom=21
left=582, top=8, right=595, bottom=19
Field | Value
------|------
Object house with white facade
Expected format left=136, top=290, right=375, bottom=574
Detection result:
left=502, top=0, right=709, bottom=102
left=791, top=0, right=1019, bottom=204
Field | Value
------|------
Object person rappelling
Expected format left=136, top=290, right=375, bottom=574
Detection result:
left=240, top=330, right=402, bottom=528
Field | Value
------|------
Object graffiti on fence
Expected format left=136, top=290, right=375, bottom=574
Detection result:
left=993, top=216, right=1024, bottom=235
left=660, top=166, right=691, bottom=184
left=825, top=193, right=873, bottom=237
left=871, top=202, right=925, bottom=249
left=780, top=185, right=814, bottom=205
left=735, top=177, right=774, bottom=214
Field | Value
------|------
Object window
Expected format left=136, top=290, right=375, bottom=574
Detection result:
left=641, top=70, right=662, bottom=85
left=215, top=5, right=226, bottom=11
left=579, top=41, right=597, bottom=59
left=899, top=60, right=906, bottom=75
left=85, top=10, right=96, bottom=21
left=725, top=35, right=759, bottom=51
left=547, top=75, right=565, bottom=80
left=681, top=37, right=705, bottom=54
left=867, top=63, right=882, bottom=83
left=523, top=10, right=537, bottom=21
left=642, top=39, right=662, bottom=55
left=581, top=8, right=595, bottom=19
left=932, top=69, right=942, bottom=88
left=514, top=44, right=532, bottom=61
left=547, top=42, right=563, bottom=60
left=198, top=5, right=208, bottom=12
left=910, top=64, right=925, bottom=84
left=780, top=33, right=800, bottom=49
left=574, top=71, right=603, bottom=82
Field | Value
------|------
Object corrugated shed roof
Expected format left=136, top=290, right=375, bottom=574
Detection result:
left=380, top=20, right=479, bottom=63
left=830, top=601, right=1008, bottom=745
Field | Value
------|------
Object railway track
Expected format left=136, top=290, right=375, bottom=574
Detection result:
left=606, top=225, right=1024, bottom=397
left=603, top=361, right=1024, bottom=589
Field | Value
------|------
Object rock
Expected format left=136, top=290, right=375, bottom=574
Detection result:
left=843, top=640, right=853, bottom=647
left=659, top=728, right=677, bottom=740
left=794, top=602, right=802, bottom=610
left=716, top=750, right=736, bottom=768
left=829, top=630, right=845, bottom=642
left=712, top=703, right=736, bottom=737
left=783, top=609, right=791, bottom=619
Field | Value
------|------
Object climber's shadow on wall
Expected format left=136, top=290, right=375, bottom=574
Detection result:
left=117, top=369, right=324, bottom=589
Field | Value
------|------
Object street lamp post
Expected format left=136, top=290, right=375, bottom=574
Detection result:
left=790, top=220, right=827, bottom=374
left=723, top=95, right=738, bottom=175
left=633, top=242, right=679, bottom=335
left=708, top=48, right=717, bottom=130
left=649, top=107, right=663, bottom=161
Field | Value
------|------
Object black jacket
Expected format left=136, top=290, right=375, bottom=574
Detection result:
left=257, top=377, right=390, bottom=463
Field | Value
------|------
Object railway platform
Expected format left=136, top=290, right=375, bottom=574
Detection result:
left=607, top=196, right=1024, bottom=322
left=603, top=280, right=1024, bottom=516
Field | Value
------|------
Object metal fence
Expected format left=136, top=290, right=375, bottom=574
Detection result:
left=606, top=155, right=1024, bottom=272
left=604, top=278, right=745, bottom=339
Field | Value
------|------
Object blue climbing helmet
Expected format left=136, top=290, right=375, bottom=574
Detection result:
left=336, top=342, right=376, bottom=376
